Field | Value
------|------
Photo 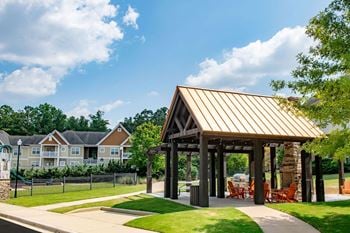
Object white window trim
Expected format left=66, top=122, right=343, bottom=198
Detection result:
left=32, top=147, right=40, bottom=155
left=71, top=147, right=81, bottom=155
left=110, top=147, right=119, bottom=156
left=99, top=147, right=105, bottom=153
left=61, top=146, right=67, bottom=152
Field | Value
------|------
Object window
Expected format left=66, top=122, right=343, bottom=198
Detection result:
left=70, top=161, right=80, bottom=166
left=59, top=160, right=66, bottom=167
left=71, top=147, right=80, bottom=155
left=32, top=147, right=40, bottom=155
left=13, top=149, right=18, bottom=156
left=61, top=146, right=67, bottom=152
left=110, top=147, right=119, bottom=156
left=117, top=127, right=122, bottom=132
left=99, top=147, right=105, bottom=153
left=31, top=161, right=39, bottom=167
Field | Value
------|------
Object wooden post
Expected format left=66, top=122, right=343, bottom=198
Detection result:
left=170, top=141, right=178, bottom=199
left=199, top=135, right=209, bottom=207
left=315, top=156, right=325, bottom=202
left=209, top=151, right=216, bottom=197
left=217, top=144, right=225, bottom=198
left=339, top=160, right=345, bottom=194
left=254, top=141, right=264, bottom=204
left=164, top=149, right=171, bottom=198
left=301, top=150, right=312, bottom=202
left=186, top=153, right=192, bottom=192
left=248, top=151, right=254, bottom=185
left=146, top=155, right=153, bottom=193
left=270, top=147, right=277, bottom=189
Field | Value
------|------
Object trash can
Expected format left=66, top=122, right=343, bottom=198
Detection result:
left=190, top=185, right=199, bottom=206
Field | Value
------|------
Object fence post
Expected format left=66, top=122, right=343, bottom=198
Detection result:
left=113, top=173, right=116, bottom=188
left=134, top=173, right=137, bottom=185
left=30, top=178, right=33, bottom=196
left=90, top=174, right=93, bottom=190
left=63, top=176, right=65, bottom=193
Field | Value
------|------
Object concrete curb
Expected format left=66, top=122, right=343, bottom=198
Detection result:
left=101, top=207, right=155, bottom=216
left=66, top=206, right=103, bottom=214
left=0, top=212, right=72, bottom=233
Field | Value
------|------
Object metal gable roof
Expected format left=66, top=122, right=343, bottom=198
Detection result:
left=162, top=86, right=324, bottom=141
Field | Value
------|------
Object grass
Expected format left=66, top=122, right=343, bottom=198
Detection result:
left=5, top=184, right=145, bottom=207
left=50, top=194, right=192, bottom=214
left=268, top=200, right=350, bottom=233
left=127, top=207, right=262, bottom=233
left=321, top=173, right=350, bottom=187
left=112, top=194, right=193, bottom=214
left=51, top=194, right=261, bottom=233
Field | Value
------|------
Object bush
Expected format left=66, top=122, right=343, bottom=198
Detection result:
left=14, top=160, right=134, bottom=180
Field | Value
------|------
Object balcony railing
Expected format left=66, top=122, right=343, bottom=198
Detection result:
left=83, top=158, right=98, bottom=165
left=123, top=152, right=132, bottom=159
left=41, top=151, right=58, bottom=158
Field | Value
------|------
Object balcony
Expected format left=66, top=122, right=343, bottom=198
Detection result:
left=123, top=152, right=132, bottom=159
left=41, top=151, right=58, bottom=158
left=83, top=158, right=98, bottom=165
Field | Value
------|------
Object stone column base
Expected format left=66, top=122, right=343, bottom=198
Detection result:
left=0, top=179, right=10, bottom=201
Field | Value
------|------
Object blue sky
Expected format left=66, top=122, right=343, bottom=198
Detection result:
left=0, top=0, right=331, bottom=126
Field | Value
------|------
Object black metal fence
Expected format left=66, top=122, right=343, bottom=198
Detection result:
left=10, top=173, right=137, bottom=198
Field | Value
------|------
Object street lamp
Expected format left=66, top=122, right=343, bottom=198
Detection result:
left=14, top=139, right=22, bottom=198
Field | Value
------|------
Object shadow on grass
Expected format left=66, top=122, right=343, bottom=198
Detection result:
left=194, top=218, right=262, bottom=233
left=285, top=211, right=350, bottom=233
left=112, top=195, right=194, bottom=214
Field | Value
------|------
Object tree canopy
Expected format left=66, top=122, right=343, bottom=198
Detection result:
left=0, top=104, right=109, bottom=135
left=122, top=107, right=167, bottom=133
left=271, top=0, right=350, bottom=160
left=129, top=122, right=163, bottom=176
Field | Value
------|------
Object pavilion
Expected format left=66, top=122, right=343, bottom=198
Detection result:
left=147, top=86, right=325, bottom=207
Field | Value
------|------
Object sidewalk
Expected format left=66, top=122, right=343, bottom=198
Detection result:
left=236, top=205, right=319, bottom=233
left=0, top=202, right=153, bottom=233
left=153, top=192, right=319, bottom=233
left=35, top=181, right=164, bottom=211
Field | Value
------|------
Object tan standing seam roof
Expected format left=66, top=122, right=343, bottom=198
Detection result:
left=161, top=86, right=324, bottom=141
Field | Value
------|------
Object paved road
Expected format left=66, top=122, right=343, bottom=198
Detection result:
left=0, top=218, right=39, bottom=233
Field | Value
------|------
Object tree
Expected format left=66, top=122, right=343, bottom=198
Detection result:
left=88, top=111, right=109, bottom=131
left=226, top=154, right=248, bottom=176
left=129, top=122, right=163, bottom=176
left=271, top=0, right=350, bottom=160
left=122, top=107, right=168, bottom=133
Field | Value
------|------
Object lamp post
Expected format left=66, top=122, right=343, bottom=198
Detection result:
left=14, top=139, right=22, bottom=198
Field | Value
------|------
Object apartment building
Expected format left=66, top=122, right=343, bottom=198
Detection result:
left=0, top=123, right=132, bottom=169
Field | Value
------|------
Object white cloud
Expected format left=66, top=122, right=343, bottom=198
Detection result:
left=67, top=99, right=126, bottom=117
left=98, top=99, right=125, bottom=113
left=67, top=100, right=92, bottom=118
left=0, top=0, right=124, bottom=99
left=147, top=91, right=159, bottom=97
left=123, top=5, right=139, bottom=29
left=185, top=26, right=313, bottom=90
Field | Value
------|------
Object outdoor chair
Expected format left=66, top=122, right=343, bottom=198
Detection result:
left=272, top=182, right=297, bottom=203
left=227, top=181, right=245, bottom=199
left=341, top=180, right=350, bottom=194
left=264, top=182, right=271, bottom=203
left=248, top=180, right=254, bottom=198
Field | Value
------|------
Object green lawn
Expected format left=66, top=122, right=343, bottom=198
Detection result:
left=127, top=207, right=262, bottom=233
left=112, top=194, right=193, bottom=214
left=268, top=200, right=350, bottom=233
left=321, top=173, right=350, bottom=187
left=5, top=184, right=145, bottom=207
left=51, top=194, right=261, bottom=233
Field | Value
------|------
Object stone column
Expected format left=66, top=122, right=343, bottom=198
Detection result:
left=0, top=179, right=10, bottom=201
left=280, top=142, right=302, bottom=198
